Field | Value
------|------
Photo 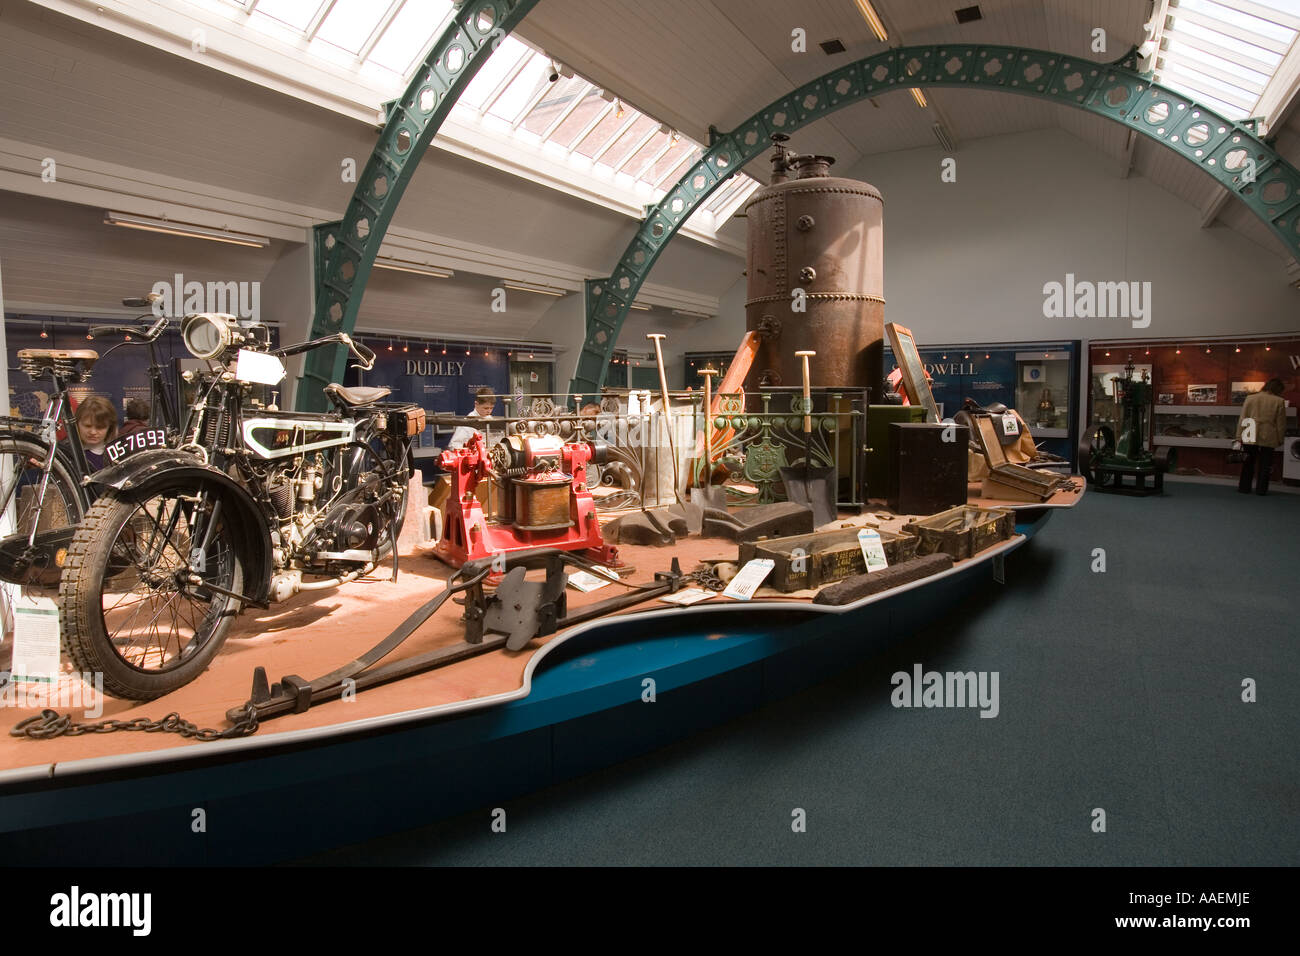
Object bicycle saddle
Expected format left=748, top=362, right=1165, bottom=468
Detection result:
left=323, top=383, right=391, bottom=407
left=17, top=349, right=99, bottom=381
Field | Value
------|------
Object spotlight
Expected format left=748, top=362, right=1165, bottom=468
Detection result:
left=387, top=342, right=393, bottom=351
left=442, top=344, right=447, bottom=355
left=39, top=326, right=48, bottom=339
left=424, top=345, right=430, bottom=354
left=1234, top=345, right=1240, bottom=353
left=1105, top=351, right=1110, bottom=357
left=942, top=354, right=947, bottom=360
left=1175, top=348, right=1181, bottom=355
left=86, top=331, right=93, bottom=341
left=124, top=334, right=132, bottom=341
left=402, top=343, right=408, bottom=352
left=548, top=60, right=559, bottom=83
left=529, top=352, right=534, bottom=359
left=1204, top=347, right=1211, bottom=354
left=1265, top=344, right=1271, bottom=351
left=963, top=353, right=969, bottom=359
left=615, top=99, right=625, bottom=119
left=984, top=353, right=989, bottom=359
left=466, top=346, right=471, bottom=355
left=485, top=348, right=490, bottom=357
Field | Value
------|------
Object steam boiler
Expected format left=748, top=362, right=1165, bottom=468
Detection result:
left=743, top=135, right=885, bottom=394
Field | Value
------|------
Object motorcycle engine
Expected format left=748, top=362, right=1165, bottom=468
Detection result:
left=326, top=501, right=381, bottom=552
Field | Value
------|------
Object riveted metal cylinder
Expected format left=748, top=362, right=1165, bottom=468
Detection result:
left=743, top=153, right=884, bottom=394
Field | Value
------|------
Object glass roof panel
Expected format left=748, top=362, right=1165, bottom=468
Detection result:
left=457, top=35, right=531, bottom=110
left=621, top=128, right=670, bottom=175
left=520, top=75, right=590, bottom=136
left=252, top=0, right=323, bottom=32
left=572, top=108, right=631, bottom=158
left=315, top=0, right=390, bottom=54
left=486, top=51, right=550, bottom=124
left=548, top=88, right=610, bottom=147
left=1157, top=0, right=1299, bottom=120
left=596, top=115, right=656, bottom=168
left=644, top=141, right=695, bottom=184
left=366, top=1, right=453, bottom=75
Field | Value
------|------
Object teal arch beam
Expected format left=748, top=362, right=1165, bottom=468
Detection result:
left=568, top=44, right=1300, bottom=398
left=297, top=0, right=539, bottom=411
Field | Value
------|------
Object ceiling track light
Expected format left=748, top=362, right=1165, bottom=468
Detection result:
left=502, top=281, right=567, bottom=296
left=910, top=87, right=928, bottom=109
left=932, top=122, right=955, bottom=152
left=103, top=211, right=269, bottom=248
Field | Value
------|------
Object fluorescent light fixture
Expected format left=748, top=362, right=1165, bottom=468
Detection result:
left=932, top=122, right=955, bottom=151
left=374, top=259, right=455, bottom=278
left=853, top=0, right=889, bottom=42
left=671, top=308, right=713, bottom=319
left=502, top=281, right=567, bottom=296
left=104, top=211, right=269, bottom=248
left=910, top=87, right=928, bottom=108
left=629, top=301, right=651, bottom=311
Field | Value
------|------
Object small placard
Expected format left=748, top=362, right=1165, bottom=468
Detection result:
left=235, top=349, right=286, bottom=385
left=11, top=598, right=60, bottom=682
left=658, top=587, right=713, bottom=606
left=567, top=567, right=618, bottom=592
left=1000, top=413, right=1020, bottom=436
left=722, top=558, right=774, bottom=601
left=857, top=528, right=889, bottom=573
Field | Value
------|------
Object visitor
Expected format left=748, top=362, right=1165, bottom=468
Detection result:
left=1235, top=378, right=1287, bottom=496
left=117, top=398, right=151, bottom=438
left=71, top=395, right=119, bottom=472
left=448, top=387, right=498, bottom=449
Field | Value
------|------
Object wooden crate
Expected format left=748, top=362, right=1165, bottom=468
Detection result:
left=902, top=505, right=1015, bottom=560
left=739, top=526, right=919, bottom=592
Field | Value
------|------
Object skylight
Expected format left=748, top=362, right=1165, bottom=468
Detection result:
left=210, top=0, right=755, bottom=207
left=1156, top=0, right=1300, bottom=120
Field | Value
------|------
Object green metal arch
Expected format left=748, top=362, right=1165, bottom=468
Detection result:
left=568, top=44, right=1300, bottom=398
left=297, top=0, right=539, bottom=411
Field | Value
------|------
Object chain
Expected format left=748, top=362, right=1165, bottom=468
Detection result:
left=689, top=564, right=727, bottom=592
left=10, top=701, right=260, bottom=743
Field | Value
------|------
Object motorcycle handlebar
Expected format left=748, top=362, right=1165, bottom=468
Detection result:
left=272, top=332, right=375, bottom=371
left=88, top=314, right=169, bottom=342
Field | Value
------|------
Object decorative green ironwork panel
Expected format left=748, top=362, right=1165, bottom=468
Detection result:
left=569, top=44, right=1300, bottom=400
left=297, top=0, right=539, bottom=411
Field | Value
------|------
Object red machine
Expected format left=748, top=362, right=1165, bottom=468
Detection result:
left=434, top=431, right=620, bottom=568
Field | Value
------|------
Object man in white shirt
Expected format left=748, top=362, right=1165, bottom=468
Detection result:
left=449, top=387, right=498, bottom=450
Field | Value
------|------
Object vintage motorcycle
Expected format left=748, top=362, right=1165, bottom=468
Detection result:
left=57, top=313, right=425, bottom=700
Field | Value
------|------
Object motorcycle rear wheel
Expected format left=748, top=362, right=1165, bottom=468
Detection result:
left=59, top=478, right=245, bottom=700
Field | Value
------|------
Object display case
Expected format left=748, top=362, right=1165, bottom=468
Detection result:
left=1086, top=339, right=1300, bottom=477
left=1152, top=405, right=1297, bottom=448
left=1015, top=349, right=1071, bottom=438
left=882, top=340, right=1081, bottom=465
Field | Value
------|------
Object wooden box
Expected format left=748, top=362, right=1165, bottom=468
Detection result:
left=739, top=526, right=919, bottom=592
left=972, top=415, right=1062, bottom=502
left=902, top=505, right=1015, bottom=560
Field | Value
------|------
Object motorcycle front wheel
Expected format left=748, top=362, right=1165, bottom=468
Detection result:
left=59, top=477, right=245, bottom=700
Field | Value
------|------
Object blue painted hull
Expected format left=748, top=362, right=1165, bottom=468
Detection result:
left=0, top=512, right=1053, bottom=864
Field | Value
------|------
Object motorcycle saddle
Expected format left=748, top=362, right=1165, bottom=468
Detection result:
left=324, top=383, right=392, bottom=407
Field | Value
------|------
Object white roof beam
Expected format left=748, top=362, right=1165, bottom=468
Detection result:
left=304, top=1, right=338, bottom=43
left=358, top=0, right=407, bottom=63
left=1170, top=8, right=1290, bottom=56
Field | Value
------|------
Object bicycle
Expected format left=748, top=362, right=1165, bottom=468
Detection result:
left=0, top=297, right=179, bottom=588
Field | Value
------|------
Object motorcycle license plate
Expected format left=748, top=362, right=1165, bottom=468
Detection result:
left=104, top=429, right=168, bottom=465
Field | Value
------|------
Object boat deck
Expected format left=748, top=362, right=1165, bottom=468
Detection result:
left=0, top=481, right=1083, bottom=779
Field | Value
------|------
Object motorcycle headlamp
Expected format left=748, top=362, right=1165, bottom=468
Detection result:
left=182, top=313, right=242, bottom=361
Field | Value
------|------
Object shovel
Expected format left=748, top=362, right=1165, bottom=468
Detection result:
left=779, top=349, right=837, bottom=527
left=689, top=365, right=728, bottom=511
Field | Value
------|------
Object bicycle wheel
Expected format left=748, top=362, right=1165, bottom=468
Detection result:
left=59, top=477, right=245, bottom=700
left=0, top=435, right=85, bottom=587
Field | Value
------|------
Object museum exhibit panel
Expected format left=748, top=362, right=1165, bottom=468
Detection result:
left=0, top=0, right=1295, bottom=873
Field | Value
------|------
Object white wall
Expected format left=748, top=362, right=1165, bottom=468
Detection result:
left=839, top=128, right=1298, bottom=344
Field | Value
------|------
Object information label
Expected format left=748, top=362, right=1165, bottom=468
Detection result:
left=11, top=597, right=60, bottom=681
left=658, top=587, right=714, bottom=606
left=567, top=568, right=618, bottom=592
left=1001, top=413, right=1020, bottom=436
left=857, top=528, right=889, bottom=573
left=722, top=558, right=774, bottom=601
